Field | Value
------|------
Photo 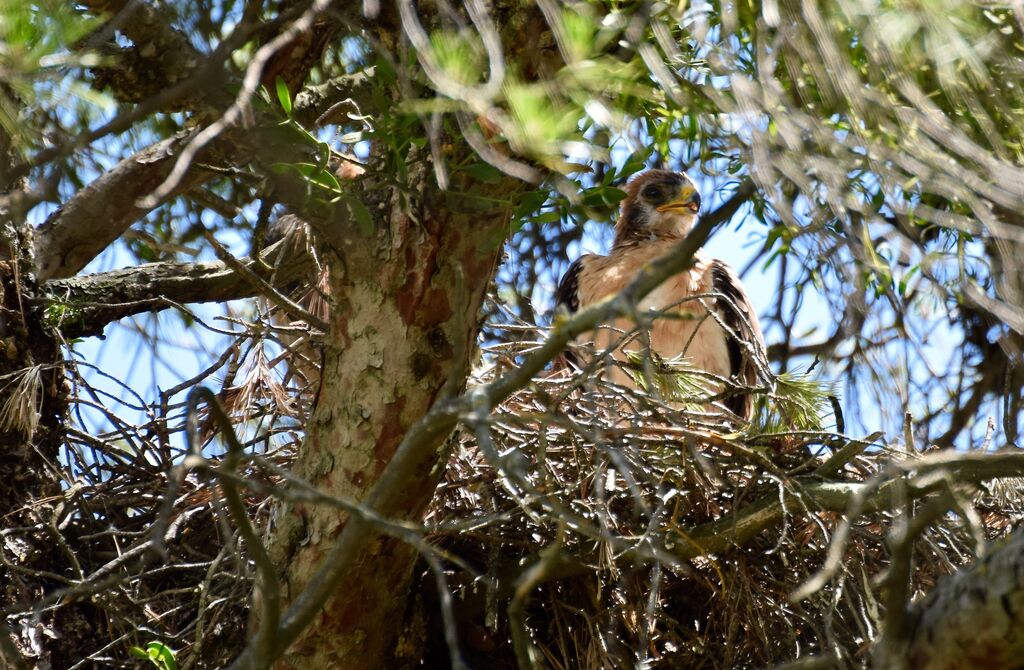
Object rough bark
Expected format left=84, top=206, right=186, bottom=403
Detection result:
left=240, top=169, right=764, bottom=670
left=266, top=159, right=518, bottom=668
left=0, top=86, right=63, bottom=517
left=880, top=527, right=1024, bottom=670
left=242, top=6, right=567, bottom=665
left=0, top=85, right=69, bottom=669
left=82, top=0, right=209, bottom=107
left=33, top=132, right=215, bottom=280
left=0, top=4, right=354, bottom=666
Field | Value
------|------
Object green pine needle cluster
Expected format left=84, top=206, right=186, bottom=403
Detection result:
left=621, top=349, right=719, bottom=411
left=620, top=350, right=837, bottom=433
left=753, top=371, right=838, bottom=433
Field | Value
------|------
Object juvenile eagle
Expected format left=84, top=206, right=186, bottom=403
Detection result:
left=555, top=169, right=765, bottom=419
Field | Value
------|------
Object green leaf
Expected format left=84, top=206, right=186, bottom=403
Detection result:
left=316, top=142, right=332, bottom=172
left=460, top=162, right=503, bottom=183
left=897, top=264, right=921, bottom=296
left=531, top=210, right=562, bottom=224
left=275, top=76, right=292, bottom=117
left=504, top=82, right=575, bottom=147
left=293, top=163, right=342, bottom=193
left=150, top=641, right=177, bottom=670
left=374, top=56, right=396, bottom=86
left=752, top=372, right=838, bottom=433
left=514, top=190, right=549, bottom=217
left=580, top=186, right=627, bottom=208
left=345, top=197, right=374, bottom=235
left=429, top=30, right=482, bottom=86
left=132, top=239, right=157, bottom=263
left=130, top=641, right=177, bottom=670
left=618, top=146, right=654, bottom=180
left=562, top=6, right=596, bottom=61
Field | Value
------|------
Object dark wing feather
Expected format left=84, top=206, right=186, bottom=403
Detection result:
left=554, top=257, right=589, bottom=369
left=555, top=257, right=586, bottom=314
left=709, top=259, right=765, bottom=418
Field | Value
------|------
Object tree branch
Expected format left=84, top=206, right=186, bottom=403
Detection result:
left=687, top=449, right=1024, bottom=560
left=225, top=177, right=757, bottom=669
left=895, top=521, right=1024, bottom=669
left=81, top=0, right=205, bottom=80
left=35, top=1, right=358, bottom=281
left=41, top=238, right=308, bottom=338
left=291, top=68, right=377, bottom=127
left=33, top=132, right=216, bottom=280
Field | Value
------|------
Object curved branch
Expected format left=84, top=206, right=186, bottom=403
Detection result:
left=33, top=132, right=215, bottom=280
left=35, top=3, right=363, bottom=281
left=674, top=450, right=1024, bottom=561
left=184, top=387, right=281, bottom=664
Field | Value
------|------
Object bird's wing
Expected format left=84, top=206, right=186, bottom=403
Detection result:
left=555, top=256, right=589, bottom=314
left=707, top=259, right=766, bottom=417
left=554, top=256, right=593, bottom=369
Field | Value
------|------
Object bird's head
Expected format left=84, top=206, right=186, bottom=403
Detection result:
left=614, top=170, right=701, bottom=245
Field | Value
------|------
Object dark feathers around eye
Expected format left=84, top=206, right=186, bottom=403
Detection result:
left=642, top=184, right=665, bottom=201
left=639, top=173, right=686, bottom=203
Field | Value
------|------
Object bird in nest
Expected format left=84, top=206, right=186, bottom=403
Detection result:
left=555, top=169, right=767, bottom=420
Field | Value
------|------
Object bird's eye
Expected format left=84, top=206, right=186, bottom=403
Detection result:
left=642, top=185, right=663, bottom=200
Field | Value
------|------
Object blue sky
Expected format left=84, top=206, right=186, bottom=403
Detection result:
left=62, top=178, right=834, bottom=444
left=44, top=134, right=1001, bottom=458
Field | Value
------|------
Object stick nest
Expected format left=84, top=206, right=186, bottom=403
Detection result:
left=9, top=319, right=1022, bottom=670
left=410, top=358, right=1024, bottom=669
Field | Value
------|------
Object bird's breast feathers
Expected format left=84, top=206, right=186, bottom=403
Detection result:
left=575, top=249, right=733, bottom=379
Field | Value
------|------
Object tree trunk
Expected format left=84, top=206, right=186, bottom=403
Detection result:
left=255, top=7, right=556, bottom=665
left=268, top=162, right=519, bottom=668
left=0, top=87, right=70, bottom=668
left=876, top=528, right=1024, bottom=670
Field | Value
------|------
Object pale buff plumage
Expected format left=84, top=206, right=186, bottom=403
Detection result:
left=557, top=170, right=764, bottom=418
left=576, top=247, right=732, bottom=380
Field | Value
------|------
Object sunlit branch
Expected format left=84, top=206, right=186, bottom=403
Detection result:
left=41, top=237, right=309, bottom=338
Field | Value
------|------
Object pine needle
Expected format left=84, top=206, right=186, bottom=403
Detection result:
left=0, top=365, right=43, bottom=436
left=754, top=371, right=838, bottom=433
left=621, top=349, right=716, bottom=409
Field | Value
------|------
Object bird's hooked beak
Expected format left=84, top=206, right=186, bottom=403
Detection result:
left=655, top=184, right=700, bottom=214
